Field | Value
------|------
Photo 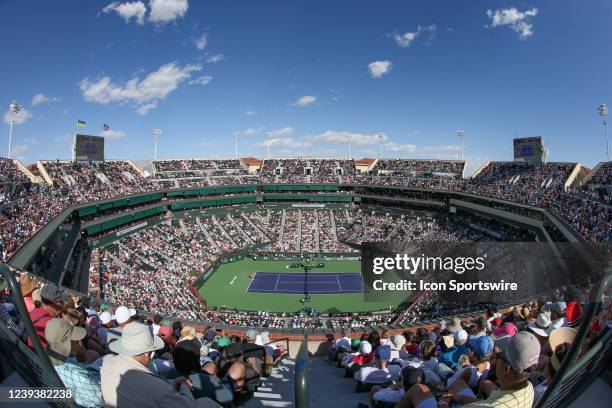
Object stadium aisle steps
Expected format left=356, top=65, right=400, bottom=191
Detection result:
left=309, top=358, right=369, bottom=408
left=242, top=360, right=294, bottom=407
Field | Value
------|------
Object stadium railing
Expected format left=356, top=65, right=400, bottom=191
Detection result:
left=0, top=264, right=77, bottom=408
left=294, top=335, right=309, bottom=408
left=535, top=271, right=611, bottom=408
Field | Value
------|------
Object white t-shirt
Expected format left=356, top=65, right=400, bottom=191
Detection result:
left=373, top=387, right=405, bottom=403
left=354, top=366, right=402, bottom=384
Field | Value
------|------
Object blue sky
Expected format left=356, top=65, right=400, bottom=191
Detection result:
left=1, top=0, right=611, bottom=172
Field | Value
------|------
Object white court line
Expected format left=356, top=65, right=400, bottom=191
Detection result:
left=274, top=273, right=280, bottom=292
left=336, top=274, right=342, bottom=292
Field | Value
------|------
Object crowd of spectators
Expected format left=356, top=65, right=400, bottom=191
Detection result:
left=1, top=272, right=291, bottom=407
left=0, top=157, right=29, bottom=183
left=325, top=286, right=607, bottom=408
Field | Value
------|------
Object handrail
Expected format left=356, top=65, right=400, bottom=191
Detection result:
left=294, top=335, right=309, bottom=408
left=0, top=264, right=74, bottom=405
left=535, top=271, right=611, bottom=408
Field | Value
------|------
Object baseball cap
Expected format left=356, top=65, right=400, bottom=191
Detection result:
left=496, top=331, right=541, bottom=374
left=217, top=337, right=231, bottom=347
left=246, top=329, right=259, bottom=341
left=351, top=338, right=361, bottom=349
left=359, top=340, right=372, bottom=355
left=41, top=285, right=70, bottom=304
left=549, top=327, right=577, bottom=370
left=528, top=312, right=552, bottom=337
left=493, top=322, right=518, bottom=338
left=544, top=301, right=566, bottom=314
left=129, top=308, right=137, bottom=317
left=45, top=318, right=86, bottom=365
left=114, top=306, right=131, bottom=325
left=453, top=329, right=468, bottom=345
left=389, top=334, right=406, bottom=351
left=375, top=345, right=391, bottom=360
left=468, top=335, right=494, bottom=358
left=99, top=311, right=113, bottom=325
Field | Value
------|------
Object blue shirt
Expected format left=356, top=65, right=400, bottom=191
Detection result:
left=55, top=357, right=103, bottom=408
left=439, top=344, right=469, bottom=369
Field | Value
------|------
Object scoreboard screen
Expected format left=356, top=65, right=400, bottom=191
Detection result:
left=75, top=134, right=105, bottom=162
left=513, top=136, right=543, bottom=163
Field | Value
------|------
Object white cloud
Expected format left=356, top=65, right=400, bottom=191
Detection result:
left=312, top=130, right=388, bottom=146
left=194, top=32, right=207, bottom=50
left=3, top=108, right=32, bottom=125
left=136, top=101, right=158, bottom=116
left=384, top=142, right=417, bottom=153
left=102, top=1, right=147, bottom=25
left=291, top=95, right=316, bottom=108
left=244, top=109, right=256, bottom=116
left=149, top=0, right=188, bottom=24
left=253, top=137, right=310, bottom=149
left=31, top=93, right=60, bottom=106
left=98, top=129, right=126, bottom=139
left=24, top=137, right=40, bottom=145
left=391, top=25, right=436, bottom=47
left=189, top=75, right=212, bottom=85
left=368, top=60, right=392, bottom=78
left=79, top=62, right=201, bottom=114
left=206, top=53, right=224, bottom=63
left=486, top=7, right=538, bottom=39
left=244, top=127, right=265, bottom=136
left=265, top=127, right=295, bottom=138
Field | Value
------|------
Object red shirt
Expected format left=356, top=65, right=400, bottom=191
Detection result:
left=351, top=352, right=374, bottom=365
left=27, top=308, right=53, bottom=350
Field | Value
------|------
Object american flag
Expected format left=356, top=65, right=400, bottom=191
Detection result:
left=103, top=123, right=110, bottom=131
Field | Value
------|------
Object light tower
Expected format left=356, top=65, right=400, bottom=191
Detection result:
left=598, top=103, right=609, bottom=161
left=456, top=130, right=468, bottom=161
left=377, top=133, right=384, bottom=159
left=233, top=131, right=240, bottom=159
left=7, top=100, right=21, bottom=159
left=346, top=133, right=352, bottom=159
left=265, top=134, right=272, bottom=159
left=152, top=128, right=162, bottom=161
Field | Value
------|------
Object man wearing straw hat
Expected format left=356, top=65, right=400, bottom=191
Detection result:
left=100, top=321, right=221, bottom=407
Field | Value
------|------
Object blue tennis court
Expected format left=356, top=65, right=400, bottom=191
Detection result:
left=247, top=272, right=364, bottom=294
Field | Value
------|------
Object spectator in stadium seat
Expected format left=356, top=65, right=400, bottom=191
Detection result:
left=28, top=285, right=69, bottom=350
left=19, top=275, right=38, bottom=313
left=45, top=318, right=103, bottom=408
left=402, top=331, right=418, bottom=357
left=389, top=334, right=407, bottom=361
left=438, top=329, right=468, bottom=369
left=0, top=277, right=24, bottom=337
left=533, top=327, right=576, bottom=404
left=151, top=314, right=162, bottom=336
left=172, top=339, right=234, bottom=407
left=96, top=311, right=114, bottom=347
left=543, top=302, right=566, bottom=329
left=354, top=345, right=401, bottom=386
left=101, top=321, right=221, bottom=408
left=106, top=305, right=135, bottom=345
left=397, top=331, right=541, bottom=408
left=330, top=329, right=351, bottom=360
